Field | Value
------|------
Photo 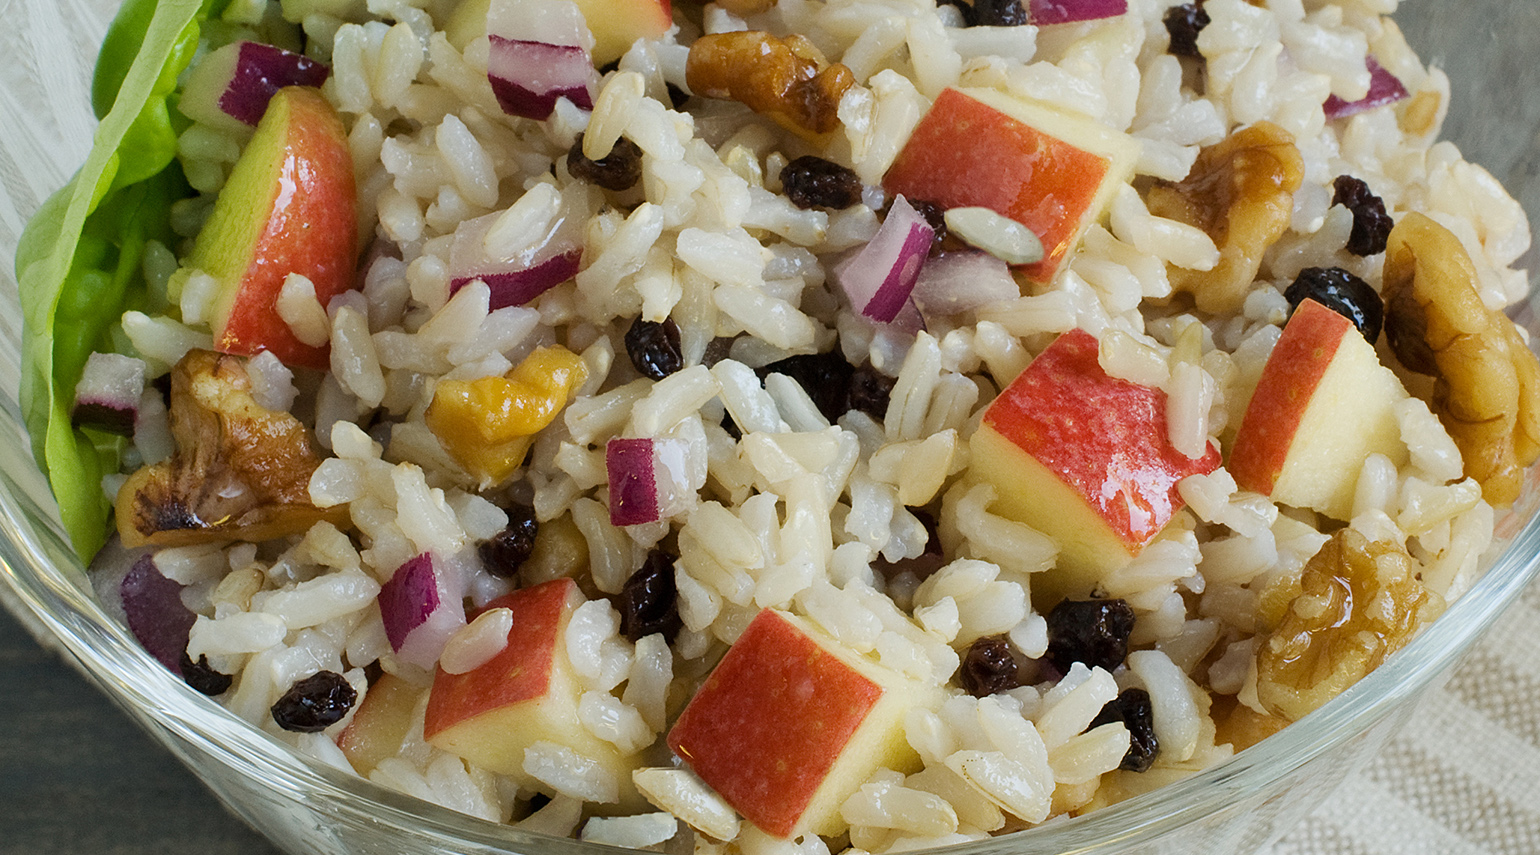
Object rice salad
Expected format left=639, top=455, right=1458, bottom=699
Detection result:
left=27, top=0, right=1540, bottom=850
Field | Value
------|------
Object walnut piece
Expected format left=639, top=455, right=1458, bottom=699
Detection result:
left=1254, top=528, right=1444, bottom=723
left=1147, top=121, right=1304, bottom=314
left=115, top=349, right=343, bottom=547
left=1383, top=212, right=1540, bottom=505
left=685, top=31, right=855, bottom=138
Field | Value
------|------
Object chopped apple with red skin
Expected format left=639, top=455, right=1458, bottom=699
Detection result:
left=191, top=86, right=357, bottom=371
left=445, top=0, right=671, bottom=66
left=1230, top=298, right=1409, bottom=521
left=423, top=578, right=633, bottom=795
left=666, top=609, right=936, bottom=839
left=969, top=328, right=1220, bottom=599
left=882, top=87, right=1138, bottom=284
left=337, top=673, right=425, bottom=775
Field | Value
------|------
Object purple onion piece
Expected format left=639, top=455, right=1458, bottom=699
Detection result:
left=450, top=248, right=583, bottom=310
left=913, top=250, right=1022, bottom=319
left=487, top=36, right=596, bottom=120
left=71, top=352, right=146, bottom=436
left=1028, top=0, right=1128, bottom=26
left=836, top=195, right=935, bottom=324
left=1324, top=57, right=1410, bottom=120
left=379, top=553, right=440, bottom=651
left=608, top=438, right=660, bottom=526
left=120, top=555, right=197, bottom=673
left=219, top=41, right=331, bottom=125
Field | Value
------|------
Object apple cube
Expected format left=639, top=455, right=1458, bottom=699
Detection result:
left=882, top=87, right=1138, bottom=284
left=1230, top=299, right=1409, bottom=520
left=191, top=86, right=357, bottom=370
left=666, top=609, right=936, bottom=839
left=423, top=578, right=633, bottom=793
left=337, top=673, right=425, bottom=775
left=969, top=329, right=1220, bottom=598
left=446, top=0, right=671, bottom=67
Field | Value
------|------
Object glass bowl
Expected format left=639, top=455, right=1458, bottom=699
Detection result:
left=0, top=1, right=1536, bottom=854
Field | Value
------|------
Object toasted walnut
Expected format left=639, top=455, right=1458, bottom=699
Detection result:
left=115, top=350, right=344, bottom=548
left=685, top=31, right=855, bottom=138
left=1383, top=212, right=1540, bottom=505
left=1147, top=122, right=1304, bottom=314
left=1254, top=528, right=1444, bottom=722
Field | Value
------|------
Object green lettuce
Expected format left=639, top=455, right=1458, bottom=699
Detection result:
left=18, top=0, right=227, bottom=560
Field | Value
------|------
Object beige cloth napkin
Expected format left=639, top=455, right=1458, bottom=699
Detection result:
left=1261, top=580, right=1540, bottom=855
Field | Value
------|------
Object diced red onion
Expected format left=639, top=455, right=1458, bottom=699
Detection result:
left=178, top=41, right=330, bottom=132
left=834, top=195, right=934, bottom=324
left=97, top=549, right=196, bottom=674
left=913, top=251, right=1022, bottom=319
left=448, top=201, right=585, bottom=310
left=487, top=36, right=596, bottom=120
left=1324, top=57, right=1410, bottom=119
left=72, top=351, right=147, bottom=436
left=378, top=552, right=468, bottom=671
left=608, top=437, right=693, bottom=526
left=1028, top=0, right=1128, bottom=26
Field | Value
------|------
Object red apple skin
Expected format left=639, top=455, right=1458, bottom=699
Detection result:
left=423, top=578, right=573, bottom=739
left=882, top=88, right=1109, bottom=283
left=982, top=328, right=1220, bottom=547
left=1229, top=299, right=1350, bottom=496
left=193, top=86, right=357, bottom=371
left=667, top=609, right=885, bottom=838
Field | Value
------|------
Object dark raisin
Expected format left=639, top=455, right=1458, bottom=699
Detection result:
left=906, top=199, right=953, bottom=254
left=847, top=364, right=895, bottom=420
left=618, top=550, right=682, bottom=643
left=1284, top=267, right=1384, bottom=343
left=567, top=133, right=644, bottom=192
left=1332, top=175, right=1394, bottom=257
left=479, top=504, right=539, bottom=578
left=1088, top=688, right=1159, bottom=772
left=972, top=0, right=1027, bottom=26
left=721, top=411, right=743, bottom=441
left=780, top=156, right=864, bottom=210
left=959, top=636, right=1020, bottom=697
left=757, top=351, right=855, bottom=423
left=1045, top=598, right=1136, bottom=673
left=874, top=509, right=946, bottom=580
left=271, top=671, right=357, bottom=733
left=1164, top=3, right=1211, bottom=59
left=665, top=82, right=691, bottom=110
left=179, top=652, right=233, bottom=696
left=625, top=317, right=685, bottom=380
left=937, top=0, right=977, bottom=25
left=703, top=336, right=735, bottom=367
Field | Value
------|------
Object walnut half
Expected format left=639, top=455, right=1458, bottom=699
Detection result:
left=115, top=349, right=344, bottom=547
left=685, top=31, right=855, bottom=138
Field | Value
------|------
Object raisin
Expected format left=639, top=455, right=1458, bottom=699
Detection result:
left=847, top=364, right=895, bottom=420
left=270, top=671, right=356, bottom=733
left=1284, top=267, right=1384, bottom=343
left=1164, top=3, right=1210, bottom=59
left=625, top=317, right=685, bottom=380
left=757, top=351, right=855, bottom=422
left=703, top=336, right=735, bottom=367
left=1088, top=688, right=1159, bottom=772
left=1332, top=175, right=1394, bottom=257
left=567, top=134, right=644, bottom=192
left=906, top=198, right=953, bottom=254
left=479, top=504, right=539, bottom=578
left=179, top=652, right=233, bottom=696
left=959, top=635, right=1020, bottom=697
left=936, top=0, right=977, bottom=25
left=665, top=82, right=691, bottom=110
left=873, top=509, right=945, bottom=580
left=972, top=0, right=1027, bottom=27
left=721, top=411, right=743, bottom=441
left=781, top=156, right=864, bottom=210
left=618, top=550, right=683, bottom=643
left=1045, top=598, right=1136, bottom=673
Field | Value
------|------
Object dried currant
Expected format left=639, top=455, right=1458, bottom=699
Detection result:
left=1164, top=3, right=1210, bottom=59
left=959, top=635, right=1020, bottom=697
left=908, top=199, right=951, bottom=254
left=873, top=509, right=945, bottom=580
left=618, top=550, right=683, bottom=642
left=180, top=652, right=233, bottom=696
left=781, top=156, right=864, bottom=210
left=1088, top=688, right=1159, bottom=772
left=1284, top=267, right=1384, bottom=343
left=625, top=317, right=685, bottom=380
left=1332, top=175, right=1394, bottom=257
left=479, top=504, right=539, bottom=578
left=757, top=351, right=855, bottom=422
left=847, top=364, right=895, bottom=420
left=271, top=671, right=357, bottom=733
left=972, top=0, right=1027, bottom=27
left=567, top=133, right=644, bottom=192
left=1045, top=598, right=1136, bottom=673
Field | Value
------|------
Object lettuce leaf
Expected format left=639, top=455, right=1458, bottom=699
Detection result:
left=17, top=0, right=224, bottom=560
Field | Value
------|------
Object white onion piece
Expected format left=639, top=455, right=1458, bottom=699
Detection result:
left=913, top=251, right=1022, bottom=319
left=834, top=195, right=934, bottom=324
left=607, top=437, right=693, bottom=526
left=487, top=36, right=597, bottom=120
left=72, top=351, right=147, bottom=436
left=378, top=551, right=468, bottom=670
left=178, top=41, right=330, bottom=133
left=1028, top=0, right=1127, bottom=25
left=449, top=188, right=586, bottom=309
left=1324, top=57, right=1409, bottom=119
